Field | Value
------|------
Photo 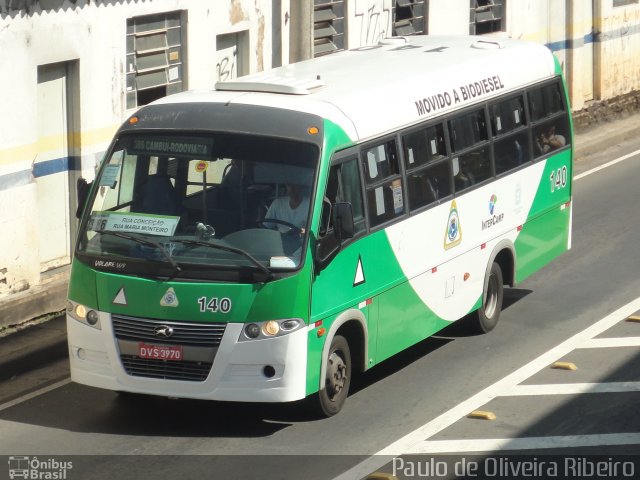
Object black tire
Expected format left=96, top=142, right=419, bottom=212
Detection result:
left=314, top=335, right=351, bottom=417
left=469, top=262, right=504, bottom=333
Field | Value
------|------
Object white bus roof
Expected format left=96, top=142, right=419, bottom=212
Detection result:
left=156, top=35, right=558, bottom=141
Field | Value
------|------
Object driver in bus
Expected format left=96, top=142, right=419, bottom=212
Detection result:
left=263, top=183, right=309, bottom=233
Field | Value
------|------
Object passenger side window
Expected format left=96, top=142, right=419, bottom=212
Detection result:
left=494, top=130, right=531, bottom=175
left=403, top=123, right=446, bottom=169
left=448, top=108, right=492, bottom=193
left=490, top=95, right=532, bottom=175
left=448, top=108, right=488, bottom=152
left=406, top=161, right=452, bottom=211
left=490, top=96, right=525, bottom=135
left=402, top=123, right=451, bottom=211
left=528, top=82, right=565, bottom=121
left=529, top=81, right=570, bottom=158
left=361, top=139, right=405, bottom=227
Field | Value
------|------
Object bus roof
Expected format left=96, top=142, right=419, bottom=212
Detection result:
left=154, top=35, right=558, bottom=141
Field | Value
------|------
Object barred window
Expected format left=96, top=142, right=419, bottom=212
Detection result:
left=469, top=0, right=505, bottom=35
left=314, top=1, right=345, bottom=57
left=393, top=0, right=427, bottom=36
left=126, top=11, right=185, bottom=109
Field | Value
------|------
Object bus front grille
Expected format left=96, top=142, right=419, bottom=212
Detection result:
left=112, top=314, right=226, bottom=347
left=112, top=315, right=227, bottom=382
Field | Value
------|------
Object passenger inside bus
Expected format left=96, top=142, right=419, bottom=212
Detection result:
left=535, top=125, right=566, bottom=155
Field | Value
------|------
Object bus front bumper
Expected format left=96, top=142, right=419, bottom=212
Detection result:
left=66, top=313, right=309, bottom=403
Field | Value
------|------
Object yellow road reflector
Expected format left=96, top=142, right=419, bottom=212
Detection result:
left=467, top=410, right=496, bottom=420
left=627, top=315, right=640, bottom=322
left=551, top=361, right=577, bottom=371
left=367, top=473, right=399, bottom=480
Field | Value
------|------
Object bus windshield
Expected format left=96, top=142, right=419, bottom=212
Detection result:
left=77, top=132, right=318, bottom=279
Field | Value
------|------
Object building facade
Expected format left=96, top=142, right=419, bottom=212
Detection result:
left=0, top=0, right=639, bottom=322
left=0, top=0, right=289, bottom=312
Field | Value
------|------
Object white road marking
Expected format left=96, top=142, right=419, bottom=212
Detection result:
left=333, top=296, right=640, bottom=480
left=407, top=433, right=640, bottom=454
left=0, top=378, right=71, bottom=413
left=508, top=382, right=640, bottom=396
left=577, top=337, right=640, bottom=348
left=574, top=148, right=640, bottom=181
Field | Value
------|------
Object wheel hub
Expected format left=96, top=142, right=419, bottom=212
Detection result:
left=326, top=352, right=347, bottom=399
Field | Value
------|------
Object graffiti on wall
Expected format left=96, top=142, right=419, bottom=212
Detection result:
left=216, top=46, right=238, bottom=82
left=354, top=0, right=393, bottom=46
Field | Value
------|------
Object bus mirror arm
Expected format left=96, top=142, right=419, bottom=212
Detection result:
left=76, top=177, right=93, bottom=219
left=333, top=202, right=355, bottom=243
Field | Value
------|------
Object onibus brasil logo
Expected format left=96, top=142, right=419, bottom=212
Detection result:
left=8, top=456, right=73, bottom=479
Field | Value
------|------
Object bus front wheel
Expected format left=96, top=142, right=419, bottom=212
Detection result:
left=469, top=262, right=504, bottom=333
left=315, top=334, right=351, bottom=417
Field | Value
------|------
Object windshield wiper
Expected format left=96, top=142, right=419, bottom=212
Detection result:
left=172, top=239, right=273, bottom=278
left=94, top=230, right=182, bottom=274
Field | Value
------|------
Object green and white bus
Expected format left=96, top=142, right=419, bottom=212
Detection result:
left=67, top=35, right=572, bottom=416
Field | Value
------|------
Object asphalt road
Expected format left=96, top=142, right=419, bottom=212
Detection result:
left=1, top=134, right=639, bottom=480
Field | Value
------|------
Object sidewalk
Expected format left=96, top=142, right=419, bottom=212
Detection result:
left=572, top=111, right=640, bottom=172
left=0, top=112, right=638, bottom=386
left=0, top=266, right=69, bottom=333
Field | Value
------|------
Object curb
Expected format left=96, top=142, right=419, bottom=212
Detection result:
left=0, top=269, right=69, bottom=331
left=0, top=314, right=68, bottom=383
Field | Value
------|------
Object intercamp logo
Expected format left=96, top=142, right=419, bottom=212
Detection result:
left=8, top=456, right=73, bottom=479
left=482, top=194, right=505, bottom=231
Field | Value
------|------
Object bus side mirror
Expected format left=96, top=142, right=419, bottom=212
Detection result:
left=76, top=177, right=92, bottom=218
left=333, top=202, right=354, bottom=242
left=314, top=202, right=354, bottom=272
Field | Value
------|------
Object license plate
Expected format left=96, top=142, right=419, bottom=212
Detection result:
left=138, top=342, right=183, bottom=361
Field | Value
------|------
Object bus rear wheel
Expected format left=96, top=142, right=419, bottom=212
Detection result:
left=314, top=334, right=351, bottom=417
left=469, top=262, right=504, bottom=333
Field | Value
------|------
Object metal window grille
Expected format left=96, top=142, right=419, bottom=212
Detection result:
left=314, top=0, right=345, bottom=57
left=393, top=0, right=427, bottom=36
left=469, top=0, right=505, bottom=35
left=126, top=11, right=185, bottom=109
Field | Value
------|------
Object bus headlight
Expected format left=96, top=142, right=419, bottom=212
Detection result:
left=239, top=318, right=304, bottom=341
left=67, top=300, right=102, bottom=330
left=262, top=321, right=280, bottom=336
left=86, top=310, right=99, bottom=326
left=280, top=319, right=301, bottom=332
left=244, top=323, right=261, bottom=339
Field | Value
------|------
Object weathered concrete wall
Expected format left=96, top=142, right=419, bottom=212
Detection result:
left=595, top=1, right=640, bottom=99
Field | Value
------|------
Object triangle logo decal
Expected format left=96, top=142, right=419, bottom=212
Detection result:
left=353, top=256, right=366, bottom=287
left=113, top=287, right=128, bottom=306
